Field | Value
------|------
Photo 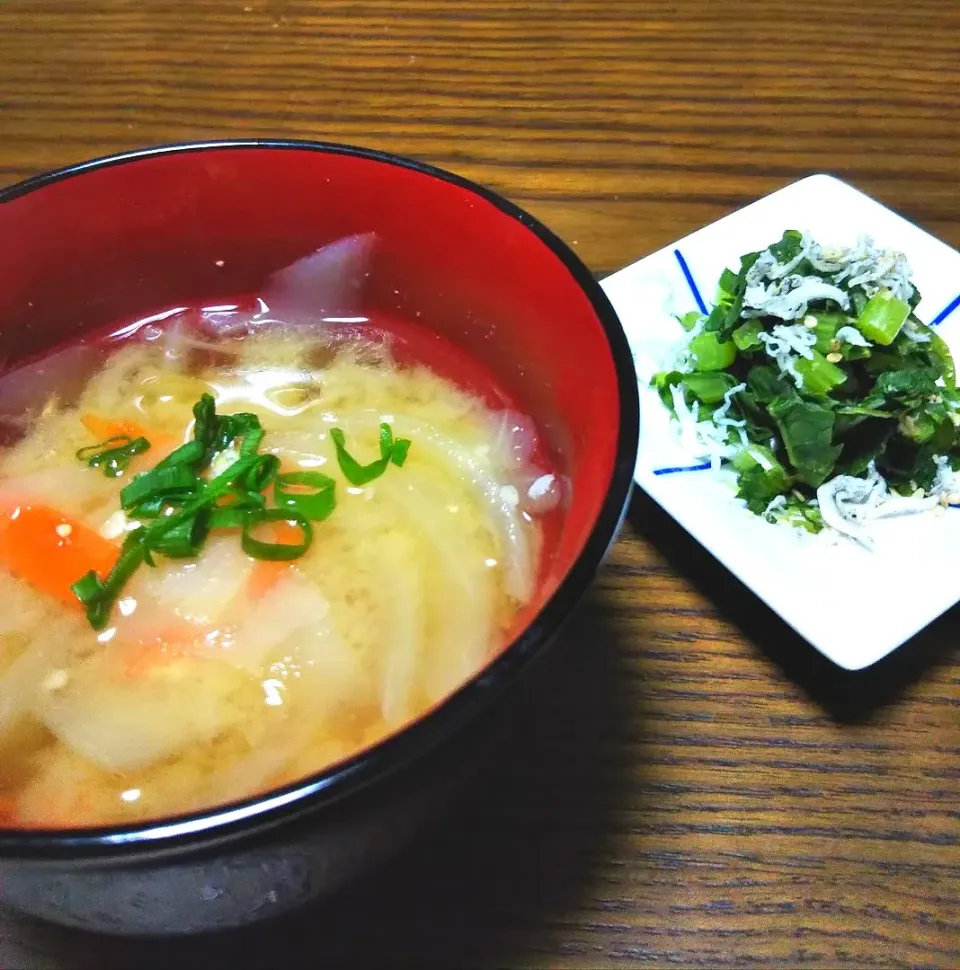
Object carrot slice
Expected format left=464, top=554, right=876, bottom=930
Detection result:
left=247, top=563, right=285, bottom=601
left=81, top=414, right=151, bottom=443
left=0, top=504, right=119, bottom=609
left=117, top=628, right=192, bottom=681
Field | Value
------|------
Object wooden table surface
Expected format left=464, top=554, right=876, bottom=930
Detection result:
left=2, top=1, right=960, bottom=967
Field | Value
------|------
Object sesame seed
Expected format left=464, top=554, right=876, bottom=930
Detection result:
left=55, top=523, right=72, bottom=538
left=826, top=352, right=843, bottom=364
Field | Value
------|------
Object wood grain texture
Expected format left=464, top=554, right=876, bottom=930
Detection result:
left=2, top=0, right=960, bottom=966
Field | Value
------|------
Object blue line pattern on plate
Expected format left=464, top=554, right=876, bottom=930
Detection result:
left=673, top=249, right=708, bottom=315
left=931, top=292, right=960, bottom=327
left=652, top=462, right=712, bottom=476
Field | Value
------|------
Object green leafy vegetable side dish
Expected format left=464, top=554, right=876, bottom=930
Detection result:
left=651, top=231, right=960, bottom=533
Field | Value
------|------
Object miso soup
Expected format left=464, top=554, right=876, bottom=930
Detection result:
left=0, top=302, right=561, bottom=827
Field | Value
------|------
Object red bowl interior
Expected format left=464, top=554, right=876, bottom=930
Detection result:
left=1, top=142, right=623, bottom=623
left=0, top=142, right=637, bottom=852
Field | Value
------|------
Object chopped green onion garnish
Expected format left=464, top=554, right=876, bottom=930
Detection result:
left=275, top=470, right=337, bottom=522
left=191, top=393, right=218, bottom=457
left=233, top=453, right=280, bottom=495
left=71, top=397, right=413, bottom=629
left=70, top=570, right=107, bottom=614
left=76, top=435, right=151, bottom=479
left=390, top=438, right=411, bottom=467
left=217, top=486, right=268, bottom=511
left=154, top=440, right=205, bottom=471
left=378, top=422, right=395, bottom=459
left=142, top=453, right=261, bottom=546
left=147, top=511, right=211, bottom=559
left=207, top=506, right=255, bottom=530
left=120, top=465, right=198, bottom=511
left=241, top=508, right=313, bottom=561
left=238, top=421, right=265, bottom=458
left=127, top=496, right=175, bottom=520
left=331, top=423, right=412, bottom=486
left=71, top=530, right=148, bottom=631
left=191, top=393, right=266, bottom=468
left=378, top=423, right=411, bottom=467
left=76, top=436, right=130, bottom=462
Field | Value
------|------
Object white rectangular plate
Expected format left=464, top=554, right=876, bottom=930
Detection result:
left=601, top=174, right=960, bottom=670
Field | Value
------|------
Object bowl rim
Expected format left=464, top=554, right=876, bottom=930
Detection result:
left=0, top=138, right=639, bottom=861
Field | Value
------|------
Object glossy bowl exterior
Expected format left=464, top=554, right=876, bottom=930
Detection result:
left=0, top=141, right=638, bottom=934
left=0, top=716, right=493, bottom=934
